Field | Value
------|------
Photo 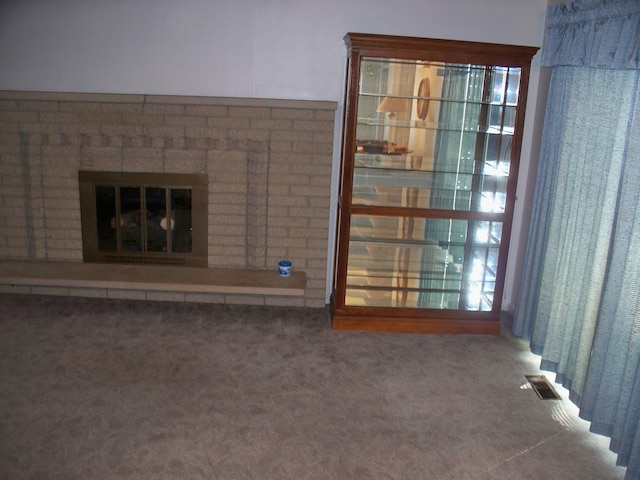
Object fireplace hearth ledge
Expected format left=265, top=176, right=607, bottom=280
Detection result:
left=0, top=260, right=305, bottom=297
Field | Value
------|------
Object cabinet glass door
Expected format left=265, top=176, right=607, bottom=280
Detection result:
left=345, top=57, right=521, bottom=311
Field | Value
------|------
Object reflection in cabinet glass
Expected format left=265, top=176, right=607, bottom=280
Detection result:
left=332, top=34, right=538, bottom=334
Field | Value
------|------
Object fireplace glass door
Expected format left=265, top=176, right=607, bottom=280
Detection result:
left=95, top=185, right=193, bottom=255
left=79, top=171, right=208, bottom=267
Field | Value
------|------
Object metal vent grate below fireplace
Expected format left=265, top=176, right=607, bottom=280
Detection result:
left=104, top=254, right=186, bottom=266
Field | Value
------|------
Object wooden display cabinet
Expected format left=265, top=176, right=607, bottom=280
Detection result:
left=331, top=33, right=538, bottom=334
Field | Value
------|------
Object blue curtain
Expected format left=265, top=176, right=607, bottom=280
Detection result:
left=512, top=1, right=640, bottom=478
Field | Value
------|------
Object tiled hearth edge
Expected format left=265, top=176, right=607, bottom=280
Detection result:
left=0, top=90, right=337, bottom=308
left=0, top=259, right=306, bottom=306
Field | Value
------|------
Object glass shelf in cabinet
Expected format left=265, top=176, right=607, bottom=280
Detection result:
left=358, top=91, right=520, bottom=108
left=356, top=117, right=516, bottom=135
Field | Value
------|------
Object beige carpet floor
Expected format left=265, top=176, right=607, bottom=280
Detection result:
left=0, top=293, right=626, bottom=480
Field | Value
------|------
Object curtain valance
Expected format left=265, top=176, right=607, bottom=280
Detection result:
left=543, top=0, right=640, bottom=69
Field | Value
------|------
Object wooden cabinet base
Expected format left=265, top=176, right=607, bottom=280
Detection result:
left=331, top=314, right=501, bottom=335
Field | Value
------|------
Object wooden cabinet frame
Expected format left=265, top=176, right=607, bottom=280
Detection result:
left=331, top=33, right=538, bottom=334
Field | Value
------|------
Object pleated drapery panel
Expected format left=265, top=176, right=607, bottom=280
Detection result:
left=512, top=1, right=640, bottom=477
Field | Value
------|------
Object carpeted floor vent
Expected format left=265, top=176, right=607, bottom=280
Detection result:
left=525, top=374, right=562, bottom=400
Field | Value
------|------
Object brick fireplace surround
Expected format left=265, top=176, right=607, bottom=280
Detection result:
left=0, top=91, right=337, bottom=309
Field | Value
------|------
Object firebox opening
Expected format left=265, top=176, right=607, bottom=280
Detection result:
left=79, top=171, right=208, bottom=268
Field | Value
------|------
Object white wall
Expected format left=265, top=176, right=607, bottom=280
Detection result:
left=0, top=0, right=550, bottom=309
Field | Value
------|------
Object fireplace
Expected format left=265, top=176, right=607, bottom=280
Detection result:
left=79, top=171, right=208, bottom=267
left=1, top=90, right=337, bottom=308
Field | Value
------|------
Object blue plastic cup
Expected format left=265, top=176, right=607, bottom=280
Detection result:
left=278, top=260, right=292, bottom=276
